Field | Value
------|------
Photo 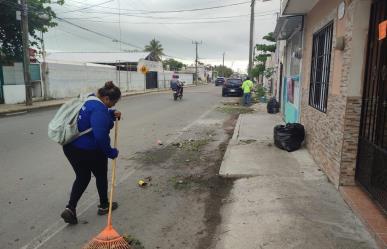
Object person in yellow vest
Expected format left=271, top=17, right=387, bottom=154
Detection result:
left=241, top=77, right=254, bottom=106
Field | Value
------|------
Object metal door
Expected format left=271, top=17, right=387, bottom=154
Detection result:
left=356, top=0, right=387, bottom=210
left=146, top=71, right=158, bottom=89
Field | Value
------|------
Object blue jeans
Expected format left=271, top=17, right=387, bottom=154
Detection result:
left=244, top=93, right=251, bottom=106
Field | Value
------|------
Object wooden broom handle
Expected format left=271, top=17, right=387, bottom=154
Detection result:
left=107, top=119, right=119, bottom=228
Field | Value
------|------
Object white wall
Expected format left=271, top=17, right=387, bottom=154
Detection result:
left=3, top=85, right=25, bottom=104
left=46, top=62, right=116, bottom=99
left=117, top=71, right=146, bottom=91
left=158, top=71, right=174, bottom=89
left=2, top=63, right=26, bottom=104
left=156, top=71, right=194, bottom=89
left=1, top=62, right=194, bottom=103
left=177, top=73, right=194, bottom=85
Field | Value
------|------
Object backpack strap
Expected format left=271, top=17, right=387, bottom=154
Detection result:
left=76, top=96, right=99, bottom=138
left=79, top=127, right=93, bottom=136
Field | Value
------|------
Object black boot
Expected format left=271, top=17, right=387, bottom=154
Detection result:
left=61, top=207, right=78, bottom=224
left=97, top=202, right=118, bottom=215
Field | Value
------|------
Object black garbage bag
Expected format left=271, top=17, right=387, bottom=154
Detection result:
left=274, top=123, right=305, bottom=152
left=267, top=97, right=280, bottom=114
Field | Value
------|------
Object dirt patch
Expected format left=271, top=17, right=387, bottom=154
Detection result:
left=172, top=138, right=210, bottom=152
left=196, top=141, right=234, bottom=249
left=223, top=114, right=239, bottom=135
left=132, top=146, right=176, bottom=165
left=122, top=113, right=237, bottom=249
left=240, top=139, right=257, bottom=144
left=123, top=234, right=145, bottom=249
left=216, top=106, right=254, bottom=115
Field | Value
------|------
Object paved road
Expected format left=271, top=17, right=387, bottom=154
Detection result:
left=0, top=85, right=222, bottom=249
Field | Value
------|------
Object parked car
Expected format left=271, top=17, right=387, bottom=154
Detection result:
left=215, top=77, right=226, bottom=86
left=222, top=78, right=243, bottom=97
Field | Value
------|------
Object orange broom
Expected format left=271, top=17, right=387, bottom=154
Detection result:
left=83, top=120, right=131, bottom=249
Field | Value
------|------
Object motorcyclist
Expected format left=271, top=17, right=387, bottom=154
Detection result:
left=170, top=75, right=183, bottom=96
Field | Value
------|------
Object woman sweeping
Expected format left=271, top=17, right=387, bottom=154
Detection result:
left=61, top=81, right=121, bottom=224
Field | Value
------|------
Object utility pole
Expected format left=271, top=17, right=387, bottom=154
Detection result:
left=41, top=31, right=48, bottom=100
left=248, top=0, right=255, bottom=78
left=192, top=41, right=202, bottom=85
left=20, top=0, right=32, bottom=105
left=222, top=52, right=225, bottom=67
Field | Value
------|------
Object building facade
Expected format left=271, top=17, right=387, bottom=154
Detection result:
left=275, top=15, right=304, bottom=123
left=277, top=0, right=387, bottom=210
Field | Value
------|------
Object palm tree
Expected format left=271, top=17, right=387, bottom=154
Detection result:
left=144, top=38, right=165, bottom=61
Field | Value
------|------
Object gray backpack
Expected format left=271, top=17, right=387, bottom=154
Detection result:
left=48, top=96, right=93, bottom=145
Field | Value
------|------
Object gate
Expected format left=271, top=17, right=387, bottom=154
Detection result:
left=146, top=71, right=158, bottom=89
left=356, top=0, right=387, bottom=210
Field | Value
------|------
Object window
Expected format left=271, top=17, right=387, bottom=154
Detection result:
left=309, top=22, right=334, bottom=112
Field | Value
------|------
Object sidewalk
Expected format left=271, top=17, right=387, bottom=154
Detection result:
left=0, top=86, right=196, bottom=115
left=215, top=105, right=377, bottom=249
left=0, top=83, right=209, bottom=115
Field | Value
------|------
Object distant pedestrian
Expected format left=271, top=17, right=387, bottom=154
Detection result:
left=241, top=77, right=254, bottom=106
left=60, top=81, right=121, bottom=224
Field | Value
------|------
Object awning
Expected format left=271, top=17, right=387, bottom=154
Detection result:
left=281, top=0, right=318, bottom=15
left=274, top=15, right=303, bottom=40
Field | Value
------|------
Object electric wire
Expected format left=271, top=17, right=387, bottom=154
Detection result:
left=55, top=1, right=251, bottom=14
left=61, top=0, right=114, bottom=14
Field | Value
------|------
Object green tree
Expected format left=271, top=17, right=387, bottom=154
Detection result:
left=0, top=0, right=62, bottom=64
left=251, top=64, right=265, bottom=78
left=144, top=38, right=164, bottom=61
left=252, top=32, right=276, bottom=77
left=214, top=65, right=233, bottom=78
left=163, top=58, right=185, bottom=71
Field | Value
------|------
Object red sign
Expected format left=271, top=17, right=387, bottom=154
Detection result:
left=379, top=20, right=387, bottom=40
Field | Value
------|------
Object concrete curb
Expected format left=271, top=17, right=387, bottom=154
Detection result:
left=219, top=114, right=242, bottom=178
left=0, top=84, right=204, bottom=115
left=231, top=114, right=242, bottom=144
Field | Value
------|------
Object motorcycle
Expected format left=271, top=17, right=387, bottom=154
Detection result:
left=172, top=82, right=184, bottom=101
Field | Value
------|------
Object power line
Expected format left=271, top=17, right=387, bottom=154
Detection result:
left=55, top=17, right=189, bottom=61
left=59, top=11, right=276, bottom=21
left=61, top=0, right=114, bottom=13
left=55, top=17, right=144, bottom=50
left=55, top=1, right=251, bottom=14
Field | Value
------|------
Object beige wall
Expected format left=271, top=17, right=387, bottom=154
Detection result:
left=300, top=0, right=371, bottom=187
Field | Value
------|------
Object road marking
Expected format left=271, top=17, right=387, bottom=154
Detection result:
left=5, top=111, right=28, bottom=116
left=19, top=103, right=217, bottom=249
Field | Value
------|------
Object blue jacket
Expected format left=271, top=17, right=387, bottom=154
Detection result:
left=71, top=96, right=118, bottom=159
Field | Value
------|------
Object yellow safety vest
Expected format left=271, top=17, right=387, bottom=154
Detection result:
left=241, top=80, right=253, bottom=94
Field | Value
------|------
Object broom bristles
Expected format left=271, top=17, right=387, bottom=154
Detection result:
left=83, top=238, right=130, bottom=249
left=83, top=226, right=131, bottom=249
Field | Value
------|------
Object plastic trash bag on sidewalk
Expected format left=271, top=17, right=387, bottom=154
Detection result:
left=274, top=123, right=305, bottom=152
left=267, top=97, right=280, bottom=114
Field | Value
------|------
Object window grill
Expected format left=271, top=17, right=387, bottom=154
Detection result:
left=309, top=22, right=334, bottom=113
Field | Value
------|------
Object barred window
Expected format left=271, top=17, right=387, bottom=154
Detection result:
left=309, top=22, right=333, bottom=112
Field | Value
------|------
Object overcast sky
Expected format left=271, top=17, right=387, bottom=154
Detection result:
left=45, top=0, right=280, bottom=73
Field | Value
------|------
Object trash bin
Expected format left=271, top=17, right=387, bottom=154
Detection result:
left=274, top=123, right=305, bottom=152
left=267, top=97, right=280, bottom=114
